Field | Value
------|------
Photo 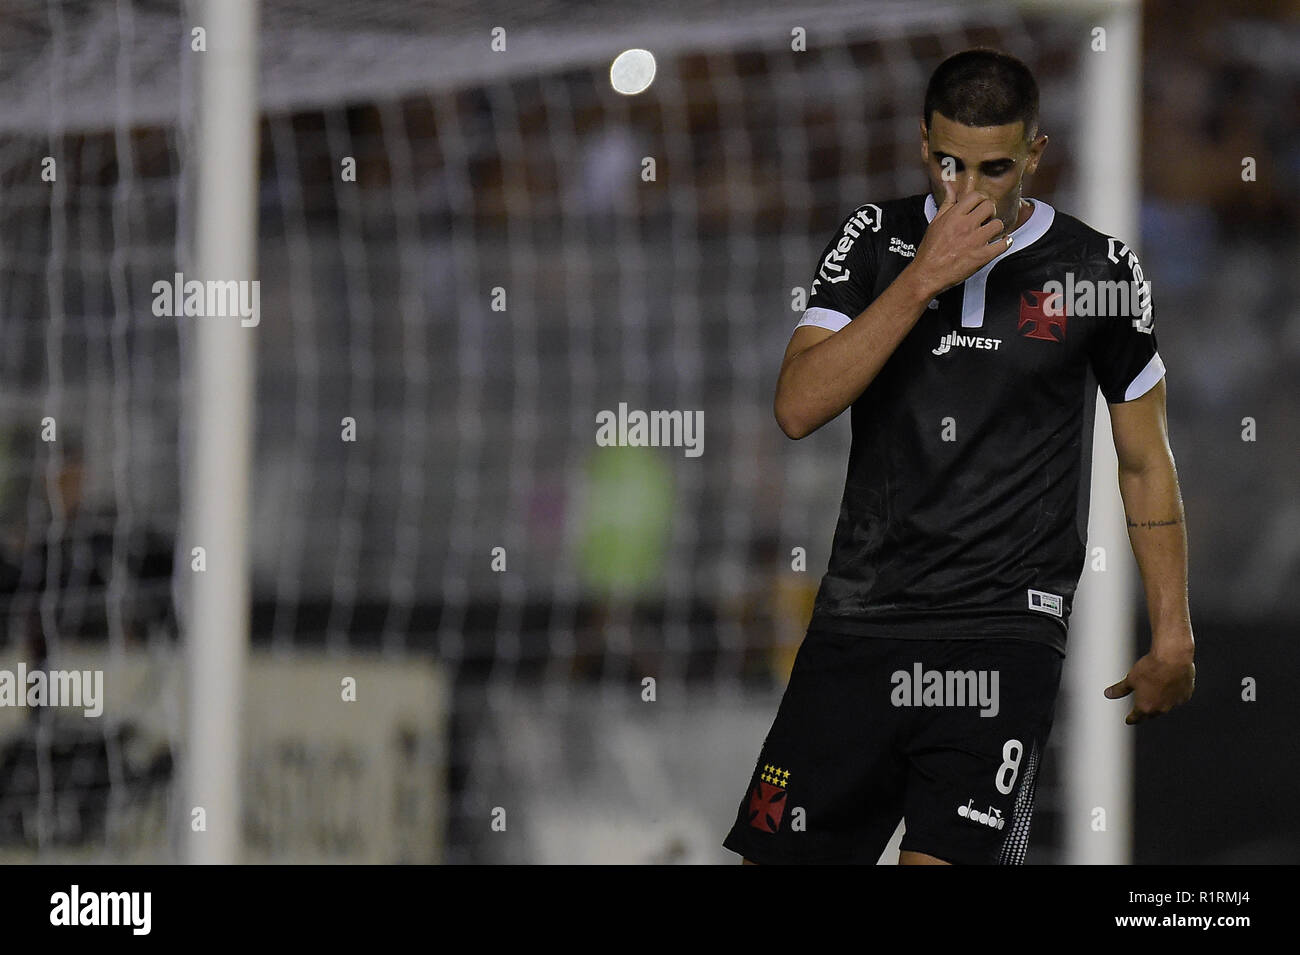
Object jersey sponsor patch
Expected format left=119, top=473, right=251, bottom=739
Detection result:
left=1027, top=589, right=1063, bottom=617
left=932, top=330, right=1003, bottom=355
left=887, top=235, right=916, bottom=258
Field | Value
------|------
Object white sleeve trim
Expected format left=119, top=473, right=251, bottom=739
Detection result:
left=796, top=306, right=852, bottom=333
left=1122, top=351, right=1166, bottom=401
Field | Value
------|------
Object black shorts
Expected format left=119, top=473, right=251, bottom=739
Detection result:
left=723, top=629, right=1063, bottom=865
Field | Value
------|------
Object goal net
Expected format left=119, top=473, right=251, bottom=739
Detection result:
left=0, top=0, right=1120, bottom=862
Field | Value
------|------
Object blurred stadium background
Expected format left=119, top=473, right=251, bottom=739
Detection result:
left=0, top=0, right=1295, bottom=863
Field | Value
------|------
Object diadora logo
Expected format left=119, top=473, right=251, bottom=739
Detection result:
left=810, top=204, right=882, bottom=295
left=931, top=331, right=1002, bottom=356
left=1027, top=588, right=1063, bottom=617
left=958, top=799, right=1006, bottom=830
left=1019, top=290, right=1068, bottom=342
left=887, top=236, right=916, bottom=258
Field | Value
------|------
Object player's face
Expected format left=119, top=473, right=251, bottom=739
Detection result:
left=920, top=112, right=1047, bottom=235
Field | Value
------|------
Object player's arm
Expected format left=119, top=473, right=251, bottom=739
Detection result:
left=1103, top=377, right=1196, bottom=723
left=774, top=189, right=1010, bottom=439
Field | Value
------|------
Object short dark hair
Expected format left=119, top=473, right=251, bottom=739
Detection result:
left=924, top=49, right=1039, bottom=139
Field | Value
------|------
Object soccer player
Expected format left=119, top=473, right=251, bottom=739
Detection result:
left=723, top=49, right=1196, bottom=865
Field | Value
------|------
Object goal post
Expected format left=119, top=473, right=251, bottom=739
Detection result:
left=1062, top=0, right=1142, bottom=866
left=182, top=0, right=261, bottom=864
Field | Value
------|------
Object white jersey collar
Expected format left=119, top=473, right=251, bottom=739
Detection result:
left=923, top=192, right=1055, bottom=252
left=921, top=193, right=1057, bottom=329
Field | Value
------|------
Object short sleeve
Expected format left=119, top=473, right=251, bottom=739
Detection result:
left=1088, top=240, right=1165, bottom=403
left=797, top=203, right=883, bottom=333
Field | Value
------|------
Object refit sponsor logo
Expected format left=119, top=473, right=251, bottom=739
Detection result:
left=810, top=204, right=882, bottom=295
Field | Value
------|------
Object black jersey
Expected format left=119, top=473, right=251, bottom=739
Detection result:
left=798, top=193, right=1165, bottom=656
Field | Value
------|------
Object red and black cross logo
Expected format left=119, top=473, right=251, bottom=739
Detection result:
left=747, top=763, right=790, bottom=833
left=1018, top=289, right=1068, bottom=342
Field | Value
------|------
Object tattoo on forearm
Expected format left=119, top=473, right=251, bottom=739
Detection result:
left=1126, top=516, right=1182, bottom=529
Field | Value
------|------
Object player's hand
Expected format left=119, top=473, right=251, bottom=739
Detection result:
left=1104, top=647, right=1196, bottom=725
left=907, top=180, right=1010, bottom=297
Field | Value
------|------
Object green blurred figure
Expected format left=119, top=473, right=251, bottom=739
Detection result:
left=575, top=444, right=674, bottom=679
